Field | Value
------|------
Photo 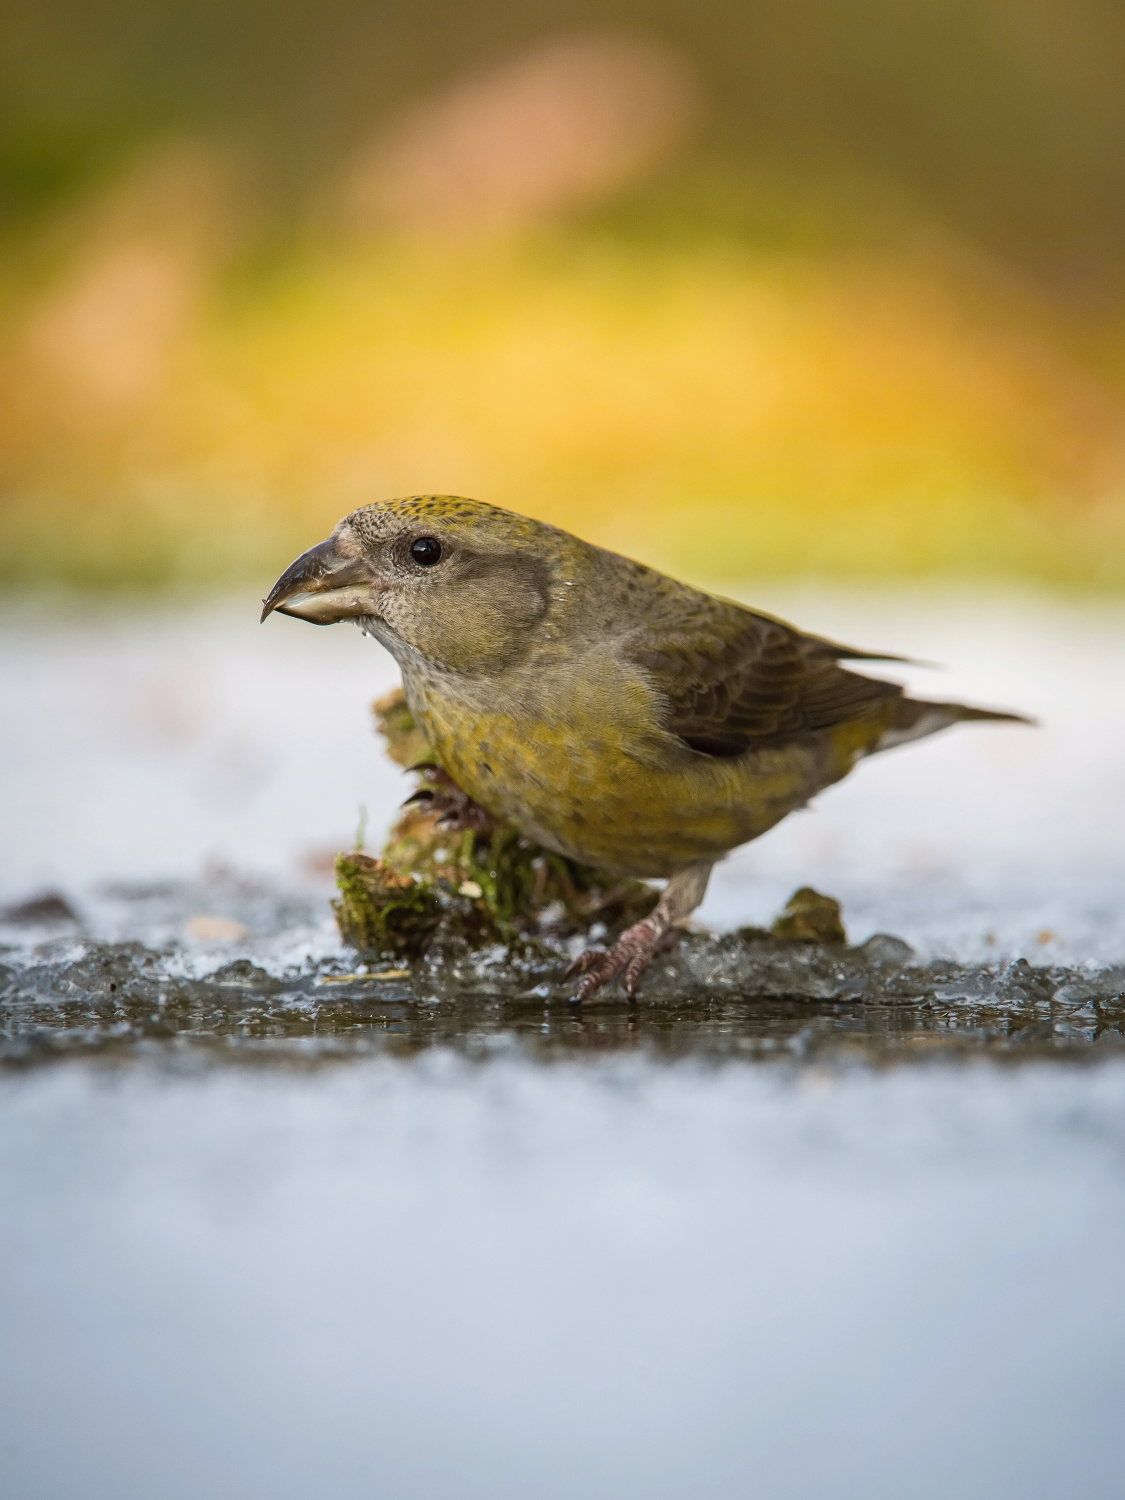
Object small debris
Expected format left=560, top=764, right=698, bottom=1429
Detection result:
left=185, top=915, right=250, bottom=944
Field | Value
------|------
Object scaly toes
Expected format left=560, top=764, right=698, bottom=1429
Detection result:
left=574, top=957, right=624, bottom=1003
left=564, top=946, right=625, bottom=1001
left=564, top=947, right=608, bottom=979
left=622, top=948, right=654, bottom=996
left=565, top=918, right=665, bottom=1002
left=617, top=921, right=665, bottom=996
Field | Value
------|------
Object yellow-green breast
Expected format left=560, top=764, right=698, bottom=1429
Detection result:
left=401, top=645, right=893, bottom=879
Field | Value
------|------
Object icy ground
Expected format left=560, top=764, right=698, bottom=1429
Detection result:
left=2, top=589, right=1124, bottom=1499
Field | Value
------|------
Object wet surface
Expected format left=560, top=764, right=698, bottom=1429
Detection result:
left=3, top=875, right=1124, bottom=1068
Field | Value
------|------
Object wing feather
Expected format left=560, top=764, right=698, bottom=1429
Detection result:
left=626, top=598, right=903, bottom=758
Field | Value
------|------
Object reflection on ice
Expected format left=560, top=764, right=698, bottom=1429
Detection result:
left=1, top=1055, right=1124, bottom=1500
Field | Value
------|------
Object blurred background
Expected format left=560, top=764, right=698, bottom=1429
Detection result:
left=3, top=0, right=1125, bottom=592
left=3, top=0, right=1125, bottom=944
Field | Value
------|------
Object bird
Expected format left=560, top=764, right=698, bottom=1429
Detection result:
left=262, top=495, right=1030, bottom=999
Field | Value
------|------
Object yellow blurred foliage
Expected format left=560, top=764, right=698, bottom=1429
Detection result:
left=2, top=173, right=1125, bottom=590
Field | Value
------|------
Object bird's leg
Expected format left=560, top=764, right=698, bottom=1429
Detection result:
left=566, top=863, right=713, bottom=1002
left=401, top=766, right=496, bottom=834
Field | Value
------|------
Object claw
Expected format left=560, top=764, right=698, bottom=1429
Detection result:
left=564, top=914, right=667, bottom=1002
left=564, top=865, right=711, bottom=1003
left=401, top=787, right=436, bottom=807
left=399, top=764, right=495, bottom=834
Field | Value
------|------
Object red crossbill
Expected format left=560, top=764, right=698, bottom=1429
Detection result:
left=263, top=496, right=1028, bottom=998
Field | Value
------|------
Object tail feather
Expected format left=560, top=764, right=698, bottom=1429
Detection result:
left=876, top=697, right=1034, bottom=752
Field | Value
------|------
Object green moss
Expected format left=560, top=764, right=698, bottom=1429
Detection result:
left=332, top=853, right=444, bottom=958
left=455, top=825, right=658, bottom=936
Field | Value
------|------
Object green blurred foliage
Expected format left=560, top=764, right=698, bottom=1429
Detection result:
left=3, top=0, right=1125, bottom=263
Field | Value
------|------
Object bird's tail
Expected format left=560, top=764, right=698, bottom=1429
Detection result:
left=875, top=697, right=1034, bottom=753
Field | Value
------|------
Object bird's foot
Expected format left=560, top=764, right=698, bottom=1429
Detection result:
left=402, top=766, right=495, bottom=834
left=565, top=914, right=673, bottom=1002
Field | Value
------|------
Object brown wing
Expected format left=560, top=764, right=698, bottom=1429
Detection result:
left=626, top=599, right=905, bottom=758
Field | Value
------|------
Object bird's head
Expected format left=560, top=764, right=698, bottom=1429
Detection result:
left=261, top=496, right=569, bottom=671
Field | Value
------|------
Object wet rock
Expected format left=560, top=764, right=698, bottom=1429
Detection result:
left=856, top=934, right=916, bottom=968
left=0, top=891, right=79, bottom=926
left=665, top=930, right=872, bottom=1001
left=207, top=960, right=281, bottom=993
left=995, top=957, right=1058, bottom=1008
left=770, top=887, right=847, bottom=945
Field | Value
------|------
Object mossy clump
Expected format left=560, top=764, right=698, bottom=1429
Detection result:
left=334, top=690, right=658, bottom=959
left=333, top=853, right=444, bottom=957
left=770, top=886, right=847, bottom=944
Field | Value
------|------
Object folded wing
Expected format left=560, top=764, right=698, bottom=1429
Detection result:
left=627, top=599, right=908, bottom=757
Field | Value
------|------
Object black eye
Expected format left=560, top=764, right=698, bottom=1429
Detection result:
left=410, top=536, right=443, bottom=567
